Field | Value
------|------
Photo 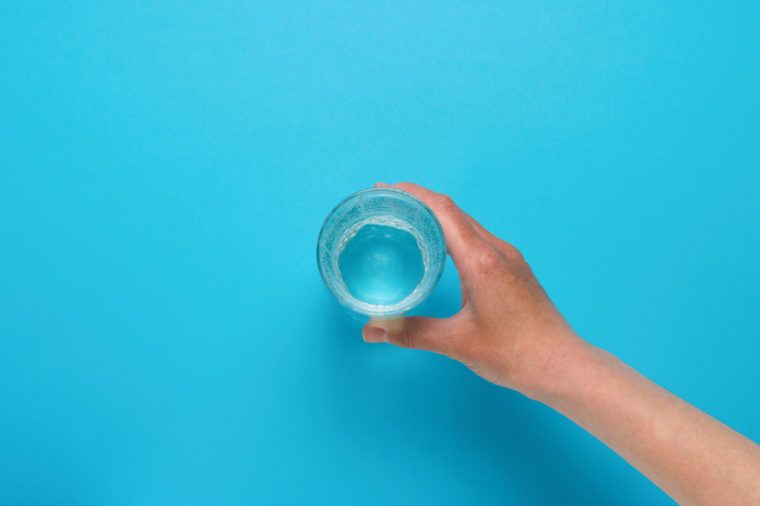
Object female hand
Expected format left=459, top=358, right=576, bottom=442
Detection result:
left=362, top=181, right=583, bottom=399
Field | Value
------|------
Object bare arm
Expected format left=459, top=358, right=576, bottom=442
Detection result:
left=363, top=182, right=760, bottom=506
left=537, top=341, right=760, bottom=505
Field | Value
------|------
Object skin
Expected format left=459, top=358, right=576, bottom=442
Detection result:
left=362, top=182, right=760, bottom=506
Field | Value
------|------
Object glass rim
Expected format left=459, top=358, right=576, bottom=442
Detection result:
left=316, top=187, right=446, bottom=317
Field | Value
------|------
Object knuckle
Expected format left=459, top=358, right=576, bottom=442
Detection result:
left=500, top=242, right=524, bottom=262
left=389, top=326, right=416, bottom=349
left=396, top=329, right=416, bottom=349
left=434, top=194, right=457, bottom=213
left=474, top=247, right=503, bottom=272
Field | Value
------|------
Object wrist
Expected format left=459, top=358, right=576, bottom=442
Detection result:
left=511, top=330, right=599, bottom=403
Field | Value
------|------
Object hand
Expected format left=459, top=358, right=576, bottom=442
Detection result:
left=363, top=183, right=760, bottom=506
left=362, top=182, right=584, bottom=398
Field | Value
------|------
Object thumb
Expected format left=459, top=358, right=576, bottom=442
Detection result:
left=362, top=316, right=454, bottom=352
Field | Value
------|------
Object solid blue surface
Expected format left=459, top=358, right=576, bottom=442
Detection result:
left=2, top=2, right=759, bottom=504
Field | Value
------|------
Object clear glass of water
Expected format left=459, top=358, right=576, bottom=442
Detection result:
left=317, top=188, right=446, bottom=319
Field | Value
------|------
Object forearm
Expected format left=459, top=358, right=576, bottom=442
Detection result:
left=529, top=338, right=760, bottom=506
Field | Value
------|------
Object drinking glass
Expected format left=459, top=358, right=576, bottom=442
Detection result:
left=317, top=188, right=446, bottom=318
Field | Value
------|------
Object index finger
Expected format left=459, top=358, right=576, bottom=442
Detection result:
left=375, top=182, right=488, bottom=273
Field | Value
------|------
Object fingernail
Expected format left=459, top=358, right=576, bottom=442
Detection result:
left=362, top=326, right=387, bottom=343
left=374, top=182, right=391, bottom=187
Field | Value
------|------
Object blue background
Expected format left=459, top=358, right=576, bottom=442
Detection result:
left=2, top=1, right=759, bottom=504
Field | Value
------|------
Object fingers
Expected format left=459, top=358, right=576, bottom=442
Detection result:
left=463, top=213, right=500, bottom=245
left=463, top=212, right=520, bottom=259
left=375, top=182, right=487, bottom=274
left=362, top=316, right=461, bottom=356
